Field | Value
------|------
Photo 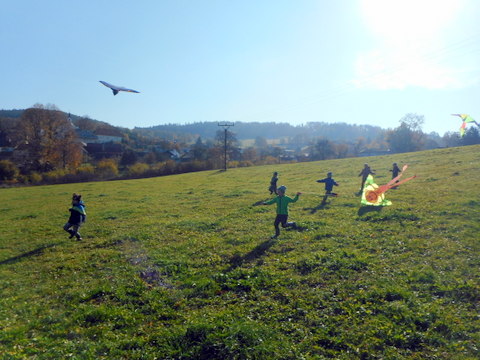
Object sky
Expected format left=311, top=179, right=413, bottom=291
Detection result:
left=2, top=0, right=479, bottom=136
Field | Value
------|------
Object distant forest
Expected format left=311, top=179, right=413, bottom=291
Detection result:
left=134, top=121, right=386, bottom=143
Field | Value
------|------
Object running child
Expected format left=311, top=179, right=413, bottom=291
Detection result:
left=316, top=172, right=339, bottom=196
left=263, top=185, right=301, bottom=239
left=268, top=171, right=279, bottom=195
left=63, top=193, right=86, bottom=241
left=358, top=163, right=375, bottom=192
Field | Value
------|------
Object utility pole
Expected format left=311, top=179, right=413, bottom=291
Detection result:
left=217, top=122, right=234, bottom=171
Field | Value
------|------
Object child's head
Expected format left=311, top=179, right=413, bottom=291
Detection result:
left=327, top=172, right=333, bottom=178
left=273, top=172, right=278, bottom=176
left=72, top=193, right=82, bottom=204
left=277, top=185, right=286, bottom=195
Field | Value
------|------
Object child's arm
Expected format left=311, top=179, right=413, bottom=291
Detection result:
left=291, top=193, right=301, bottom=202
left=263, top=198, right=277, bottom=205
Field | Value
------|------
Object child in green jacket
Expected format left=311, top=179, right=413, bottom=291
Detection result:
left=263, top=185, right=301, bottom=238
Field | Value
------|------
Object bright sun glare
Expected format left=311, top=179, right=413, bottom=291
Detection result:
left=355, top=0, right=472, bottom=90
left=360, top=0, right=462, bottom=44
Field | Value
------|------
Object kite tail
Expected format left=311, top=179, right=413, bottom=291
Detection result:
left=389, top=175, right=416, bottom=189
left=385, top=164, right=408, bottom=188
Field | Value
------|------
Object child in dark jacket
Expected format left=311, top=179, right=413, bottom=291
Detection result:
left=263, top=185, right=301, bottom=239
left=63, top=193, right=86, bottom=241
left=358, top=163, right=375, bottom=192
left=268, top=172, right=279, bottom=195
left=390, top=163, right=401, bottom=178
left=316, top=172, right=339, bottom=196
left=390, top=162, right=401, bottom=189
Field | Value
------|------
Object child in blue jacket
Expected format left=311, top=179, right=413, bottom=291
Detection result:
left=63, top=193, right=86, bottom=241
left=316, top=172, right=339, bottom=196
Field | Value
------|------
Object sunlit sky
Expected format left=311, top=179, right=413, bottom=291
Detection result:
left=2, top=0, right=479, bottom=135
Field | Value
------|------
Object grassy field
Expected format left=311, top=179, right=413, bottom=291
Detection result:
left=1, top=145, right=479, bottom=359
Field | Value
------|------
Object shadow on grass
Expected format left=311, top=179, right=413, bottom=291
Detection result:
left=0, top=243, right=60, bottom=265
left=357, top=206, right=383, bottom=216
left=304, top=195, right=330, bottom=214
left=252, top=199, right=270, bottom=206
left=227, top=239, right=276, bottom=272
left=209, top=170, right=226, bottom=176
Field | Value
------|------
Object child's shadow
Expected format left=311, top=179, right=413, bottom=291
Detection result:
left=305, top=195, right=329, bottom=214
left=357, top=206, right=383, bottom=216
left=252, top=199, right=269, bottom=206
left=0, top=243, right=60, bottom=265
left=226, top=239, right=276, bottom=271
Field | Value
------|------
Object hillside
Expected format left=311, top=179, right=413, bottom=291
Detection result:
left=1, top=109, right=385, bottom=142
left=1, top=146, right=479, bottom=359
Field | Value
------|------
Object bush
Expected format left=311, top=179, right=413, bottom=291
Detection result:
left=29, top=172, right=43, bottom=184
left=128, top=163, right=149, bottom=177
left=76, top=164, right=96, bottom=182
left=0, top=160, right=19, bottom=181
left=42, top=169, right=67, bottom=184
left=97, top=159, right=119, bottom=179
left=239, top=160, right=254, bottom=167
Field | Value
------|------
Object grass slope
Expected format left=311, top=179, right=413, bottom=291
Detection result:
left=1, top=146, right=479, bottom=359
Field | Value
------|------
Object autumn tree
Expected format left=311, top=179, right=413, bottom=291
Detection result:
left=15, top=104, right=83, bottom=172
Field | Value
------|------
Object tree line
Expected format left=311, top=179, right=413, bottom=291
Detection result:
left=0, top=105, right=479, bottom=185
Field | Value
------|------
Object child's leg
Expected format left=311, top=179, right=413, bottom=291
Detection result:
left=360, top=177, right=366, bottom=191
left=64, top=222, right=75, bottom=237
left=274, top=215, right=284, bottom=237
left=71, top=224, right=82, bottom=239
left=279, top=215, right=297, bottom=229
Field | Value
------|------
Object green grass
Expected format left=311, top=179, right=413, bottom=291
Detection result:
left=1, top=145, right=479, bottom=359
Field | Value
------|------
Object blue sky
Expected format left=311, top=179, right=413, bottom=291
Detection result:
left=2, top=0, right=479, bottom=135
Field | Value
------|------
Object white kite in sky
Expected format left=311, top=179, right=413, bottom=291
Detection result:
left=99, top=81, right=140, bottom=96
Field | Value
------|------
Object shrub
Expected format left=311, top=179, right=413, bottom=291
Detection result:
left=76, top=164, right=96, bottom=181
left=43, top=169, right=68, bottom=184
left=128, top=163, right=149, bottom=177
left=239, top=160, right=254, bottom=167
left=97, top=159, right=119, bottom=179
left=0, top=160, right=19, bottom=181
left=29, top=172, right=43, bottom=184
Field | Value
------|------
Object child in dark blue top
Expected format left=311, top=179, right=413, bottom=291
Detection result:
left=268, top=171, right=278, bottom=195
left=316, top=172, right=339, bottom=196
left=63, top=193, right=86, bottom=241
